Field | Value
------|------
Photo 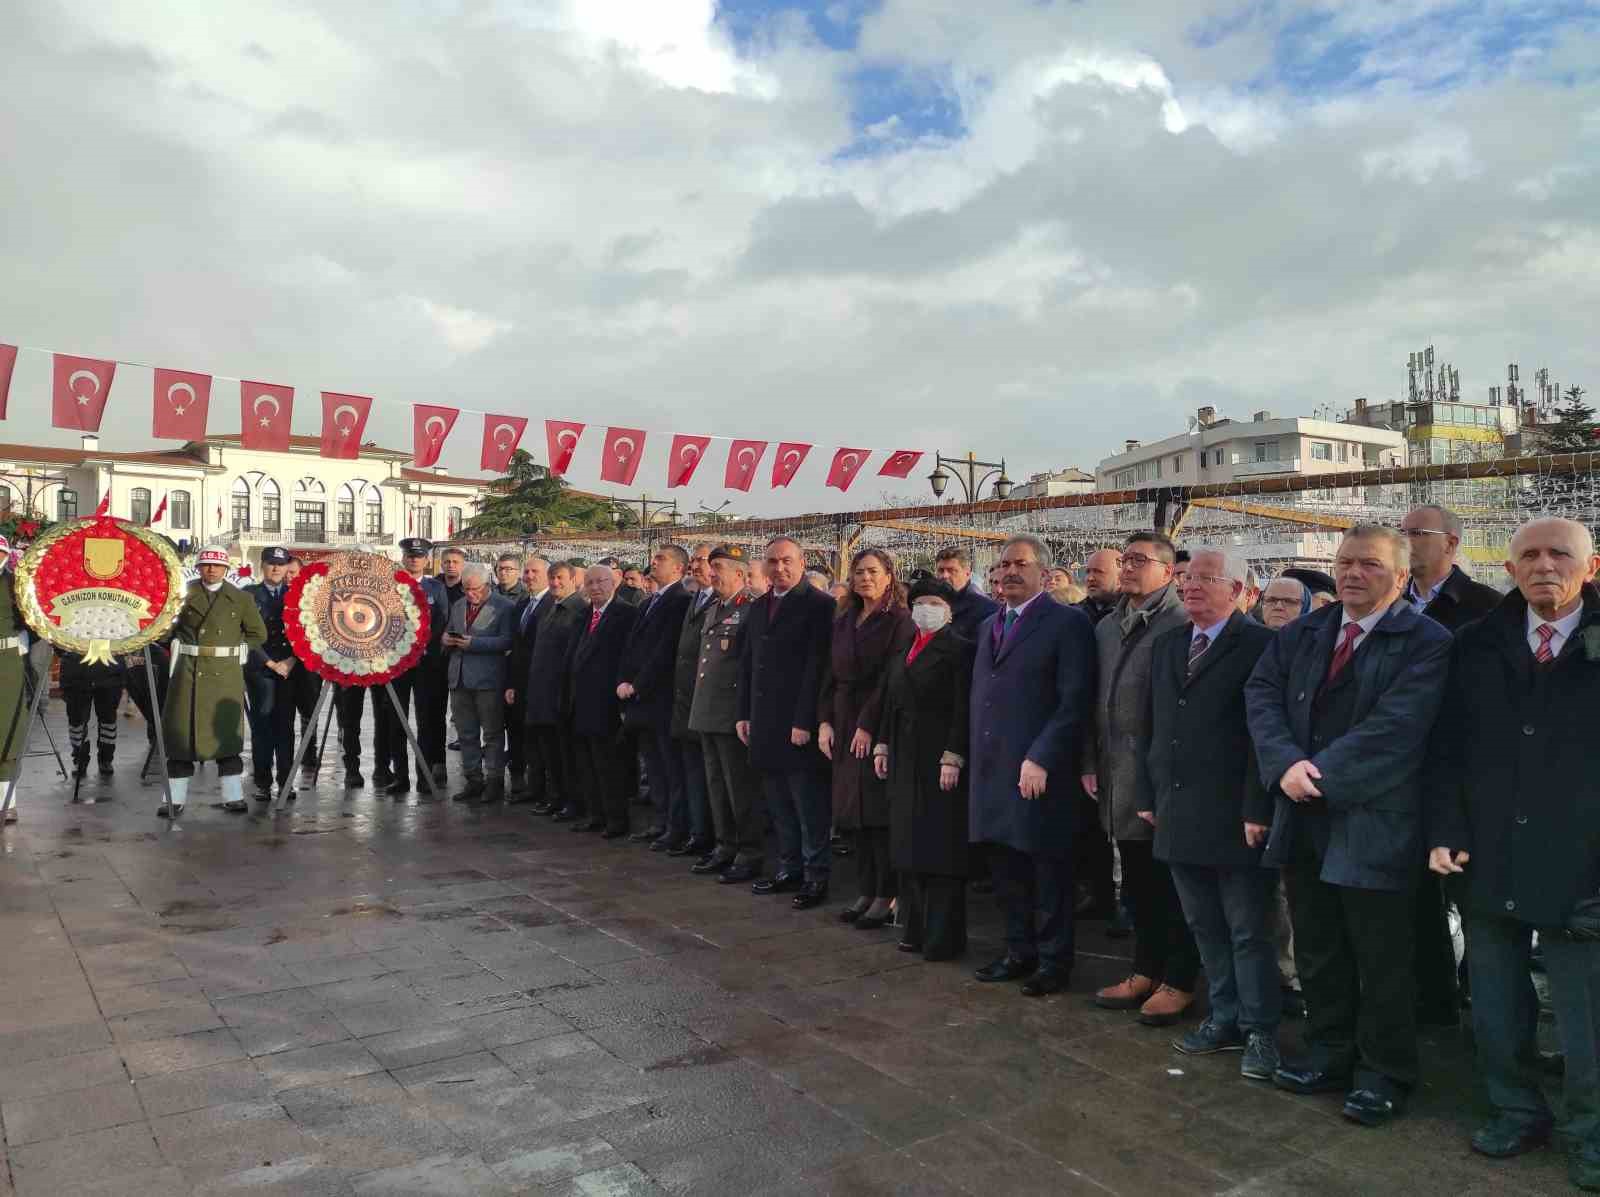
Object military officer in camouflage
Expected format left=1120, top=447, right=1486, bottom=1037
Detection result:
left=0, top=536, right=29, bottom=823
left=161, top=547, right=268, bottom=816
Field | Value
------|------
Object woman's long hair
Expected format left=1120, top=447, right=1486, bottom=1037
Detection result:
left=842, top=547, right=906, bottom=617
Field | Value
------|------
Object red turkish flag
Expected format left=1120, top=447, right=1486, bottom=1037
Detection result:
left=877, top=449, right=924, bottom=479
left=240, top=381, right=294, bottom=451
left=600, top=426, right=646, bottom=486
left=95, top=491, right=111, bottom=517
left=480, top=414, right=528, bottom=473
left=149, top=493, right=168, bottom=526
left=724, top=440, right=767, bottom=491
left=412, top=403, right=459, bottom=468
left=667, top=434, right=712, bottom=488
left=52, top=354, right=116, bottom=431
left=825, top=447, right=870, bottom=492
left=545, top=420, right=584, bottom=476
left=152, top=369, right=211, bottom=440
left=320, top=391, right=373, bottom=460
left=771, top=442, right=812, bottom=488
left=0, top=344, right=16, bottom=420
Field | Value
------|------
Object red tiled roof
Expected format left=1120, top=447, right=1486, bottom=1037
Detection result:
left=396, top=467, right=496, bottom=486
left=0, top=443, right=203, bottom=468
left=204, top=433, right=408, bottom=456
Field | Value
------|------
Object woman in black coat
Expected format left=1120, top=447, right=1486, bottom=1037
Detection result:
left=873, top=578, right=975, bottom=961
left=819, top=548, right=913, bottom=928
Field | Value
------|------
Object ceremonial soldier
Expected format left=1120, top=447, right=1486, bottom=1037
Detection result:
left=59, top=649, right=124, bottom=781
left=382, top=538, right=450, bottom=795
left=0, top=536, right=28, bottom=823
left=244, top=547, right=307, bottom=798
left=161, top=547, right=267, bottom=816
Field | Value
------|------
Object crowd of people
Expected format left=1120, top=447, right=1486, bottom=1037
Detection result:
left=2, top=503, right=1597, bottom=1186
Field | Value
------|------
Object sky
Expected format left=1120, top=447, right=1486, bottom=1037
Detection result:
left=1, top=0, right=1597, bottom=514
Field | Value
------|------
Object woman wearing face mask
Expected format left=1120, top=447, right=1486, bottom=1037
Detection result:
left=873, top=577, right=976, bottom=961
left=818, top=548, right=913, bottom=928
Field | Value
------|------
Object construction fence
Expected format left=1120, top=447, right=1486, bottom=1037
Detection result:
left=452, top=453, right=1600, bottom=591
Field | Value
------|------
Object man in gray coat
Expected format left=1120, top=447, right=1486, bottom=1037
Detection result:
left=1082, top=531, right=1198, bottom=1027
left=444, top=562, right=515, bottom=804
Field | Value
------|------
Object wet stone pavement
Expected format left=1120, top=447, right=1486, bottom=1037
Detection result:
left=0, top=710, right=1581, bottom=1195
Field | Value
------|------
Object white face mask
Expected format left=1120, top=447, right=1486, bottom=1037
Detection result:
left=911, top=603, right=951, bottom=633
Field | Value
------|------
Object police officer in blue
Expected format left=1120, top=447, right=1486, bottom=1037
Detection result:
left=380, top=538, right=451, bottom=795
left=245, top=546, right=314, bottom=798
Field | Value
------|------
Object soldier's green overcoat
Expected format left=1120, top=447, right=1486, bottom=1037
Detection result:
left=0, top=573, right=27, bottom=781
left=162, top=581, right=267, bottom=762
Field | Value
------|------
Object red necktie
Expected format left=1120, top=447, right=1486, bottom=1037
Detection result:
left=587, top=607, right=602, bottom=635
left=1325, top=622, right=1362, bottom=684
left=1534, top=623, right=1557, bottom=664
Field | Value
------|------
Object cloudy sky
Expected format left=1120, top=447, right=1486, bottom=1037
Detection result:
left=2, top=0, right=1596, bottom=512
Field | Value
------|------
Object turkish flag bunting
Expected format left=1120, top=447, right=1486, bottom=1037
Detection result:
left=320, top=391, right=373, bottom=460
left=600, top=426, right=645, bottom=486
left=95, top=492, right=111, bottom=517
left=545, top=420, right=584, bottom=476
left=877, top=449, right=923, bottom=479
left=52, top=354, right=116, bottom=432
left=667, top=434, right=712, bottom=488
left=152, top=369, right=211, bottom=440
left=480, top=414, right=528, bottom=473
left=412, top=403, right=459, bottom=469
left=771, top=442, right=811, bottom=488
left=149, top=493, right=168, bottom=526
left=724, top=440, right=767, bottom=491
left=825, top=447, right=871, bottom=492
left=240, top=381, right=294, bottom=451
left=0, top=344, right=16, bottom=420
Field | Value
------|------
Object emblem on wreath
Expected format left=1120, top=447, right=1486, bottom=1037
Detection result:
left=283, top=551, right=431, bottom=686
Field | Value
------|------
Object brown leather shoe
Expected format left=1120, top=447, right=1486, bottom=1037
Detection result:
left=1093, top=974, right=1155, bottom=1011
left=1137, top=984, right=1194, bottom=1026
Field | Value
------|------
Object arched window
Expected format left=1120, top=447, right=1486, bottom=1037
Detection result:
left=336, top=482, right=357, bottom=535
left=364, top=485, right=383, bottom=537
left=447, top=506, right=462, bottom=537
left=170, top=490, right=191, bottom=530
left=57, top=489, right=78, bottom=521
left=293, top=478, right=326, bottom=541
left=415, top=506, right=433, bottom=540
left=231, top=477, right=251, bottom=532
left=260, top=478, right=281, bottom=533
left=130, top=488, right=152, bottom=525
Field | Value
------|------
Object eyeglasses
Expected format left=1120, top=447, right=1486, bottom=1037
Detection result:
left=1261, top=596, right=1302, bottom=608
left=1400, top=528, right=1449, bottom=539
left=1120, top=552, right=1165, bottom=570
left=1186, top=574, right=1232, bottom=588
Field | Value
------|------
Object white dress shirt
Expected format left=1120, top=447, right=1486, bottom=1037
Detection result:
left=1337, top=603, right=1391, bottom=653
left=1191, top=615, right=1230, bottom=647
left=1526, top=604, right=1583, bottom=658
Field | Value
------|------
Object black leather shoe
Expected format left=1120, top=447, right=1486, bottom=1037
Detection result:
left=1470, top=1115, right=1552, bottom=1158
left=345, top=771, right=364, bottom=788
left=718, top=864, right=761, bottom=885
left=630, top=828, right=664, bottom=843
left=601, top=827, right=629, bottom=840
left=1021, top=967, right=1069, bottom=997
left=530, top=802, right=555, bottom=816
left=650, top=838, right=682, bottom=853
left=372, top=772, right=394, bottom=789
left=451, top=783, right=484, bottom=803
left=550, top=807, right=576, bottom=822
left=1342, top=1087, right=1405, bottom=1127
left=792, top=883, right=829, bottom=910
left=752, top=873, right=802, bottom=895
left=897, top=940, right=923, bottom=953
left=974, top=954, right=1038, bottom=983
left=691, top=856, right=732, bottom=875
left=577, top=819, right=606, bottom=832
left=503, top=791, right=533, bottom=806
left=1273, top=1065, right=1353, bottom=1096
left=669, top=837, right=710, bottom=858
left=382, top=779, right=410, bottom=797
left=853, top=913, right=892, bottom=930
left=447, top=739, right=461, bottom=751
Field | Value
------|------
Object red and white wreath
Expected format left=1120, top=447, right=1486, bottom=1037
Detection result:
left=283, top=550, right=431, bottom=687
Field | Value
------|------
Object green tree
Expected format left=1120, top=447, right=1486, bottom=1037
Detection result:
left=463, top=450, right=615, bottom=537
left=1539, top=385, right=1597, bottom=452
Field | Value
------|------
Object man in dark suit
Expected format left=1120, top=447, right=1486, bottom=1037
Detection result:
left=1428, top=518, right=1600, bottom=1186
left=969, top=533, right=1096, bottom=997
left=618, top=545, right=693, bottom=849
left=524, top=564, right=587, bottom=821
left=1142, top=547, right=1279, bottom=1080
left=737, top=536, right=836, bottom=909
left=568, top=564, right=639, bottom=838
left=934, top=546, right=997, bottom=640
left=504, top=557, right=553, bottom=805
left=1400, top=503, right=1503, bottom=1025
left=383, top=538, right=451, bottom=795
left=444, top=563, right=515, bottom=803
left=670, top=544, right=718, bottom=862
left=1246, top=524, right=1452, bottom=1126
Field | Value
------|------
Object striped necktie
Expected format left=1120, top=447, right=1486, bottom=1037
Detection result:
left=1187, top=632, right=1209, bottom=675
left=1534, top=624, right=1557, bottom=664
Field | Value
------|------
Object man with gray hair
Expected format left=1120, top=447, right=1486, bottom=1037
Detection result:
left=1260, top=577, right=1308, bottom=630
left=1142, top=546, right=1281, bottom=1078
left=443, top=562, right=516, bottom=803
left=1427, top=518, right=1600, bottom=1183
left=1246, top=524, right=1452, bottom=1126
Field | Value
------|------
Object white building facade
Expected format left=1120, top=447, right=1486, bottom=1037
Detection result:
left=0, top=433, right=495, bottom=565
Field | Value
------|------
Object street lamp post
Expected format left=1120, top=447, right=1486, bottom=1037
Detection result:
left=926, top=452, right=1013, bottom=502
left=609, top=494, right=678, bottom=530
